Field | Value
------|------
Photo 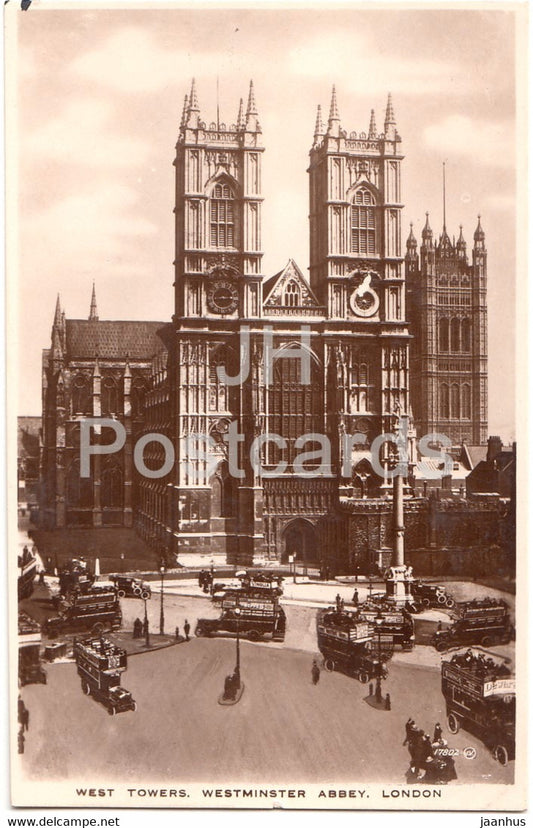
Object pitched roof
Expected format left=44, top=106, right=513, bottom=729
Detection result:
left=460, top=444, right=487, bottom=470
left=65, top=320, right=167, bottom=360
left=263, top=259, right=321, bottom=308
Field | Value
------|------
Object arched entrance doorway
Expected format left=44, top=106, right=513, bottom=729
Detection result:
left=282, top=519, right=318, bottom=569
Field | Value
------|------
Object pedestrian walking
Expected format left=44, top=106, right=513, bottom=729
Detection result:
left=184, top=619, right=191, bottom=641
left=385, top=693, right=391, bottom=711
left=133, top=618, right=142, bottom=639
left=335, top=593, right=342, bottom=612
left=311, top=660, right=320, bottom=685
left=403, top=716, right=415, bottom=745
left=433, top=722, right=442, bottom=743
left=175, top=626, right=180, bottom=641
left=352, top=588, right=359, bottom=606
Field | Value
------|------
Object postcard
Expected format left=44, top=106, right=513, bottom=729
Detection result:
left=6, top=0, right=527, bottom=811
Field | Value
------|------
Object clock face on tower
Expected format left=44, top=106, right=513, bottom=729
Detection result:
left=349, top=272, right=380, bottom=318
left=206, top=279, right=239, bottom=314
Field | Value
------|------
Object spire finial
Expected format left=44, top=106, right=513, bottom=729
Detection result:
left=189, top=78, right=199, bottom=111
left=54, top=293, right=62, bottom=326
left=237, top=97, right=245, bottom=130
left=442, top=161, right=447, bottom=232
left=245, top=80, right=260, bottom=131
left=368, top=108, right=377, bottom=137
left=474, top=214, right=485, bottom=243
left=406, top=222, right=417, bottom=250
left=314, top=104, right=324, bottom=138
left=328, top=85, right=340, bottom=122
left=246, top=80, right=257, bottom=115
left=327, top=85, right=341, bottom=137
left=384, top=92, right=396, bottom=129
left=89, top=281, right=98, bottom=322
left=180, top=94, right=188, bottom=128
left=422, top=211, right=433, bottom=242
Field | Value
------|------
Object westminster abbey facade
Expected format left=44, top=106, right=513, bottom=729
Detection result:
left=40, top=81, right=489, bottom=569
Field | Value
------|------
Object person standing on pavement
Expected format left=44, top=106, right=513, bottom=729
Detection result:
left=184, top=619, right=191, bottom=641
left=311, top=660, right=320, bottom=685
left=352, top=588, right=359, bottom=606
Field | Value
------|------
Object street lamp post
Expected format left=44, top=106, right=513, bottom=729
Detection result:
left=143, top=596, right=150, bottom=648
left=375, top=612, right=383, bottom=704
left=159, top=564, right=165, bottom=635
left=234, top=605, right=241, bottom=688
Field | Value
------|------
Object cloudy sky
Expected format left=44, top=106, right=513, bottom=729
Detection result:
left=13, top=4, right=519, bottom=439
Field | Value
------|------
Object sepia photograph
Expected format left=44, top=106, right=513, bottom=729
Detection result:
left=6, top=0, right=527, bottom=812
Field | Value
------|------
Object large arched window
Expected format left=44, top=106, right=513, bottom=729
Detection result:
left=268, top=347, right=323, bottom=467
left=210, top=182, right=235, bottom=248
left=66, top=459, right=93, bottom=508
left=101, top=460, right=123, bottom=508
left=72, top=374, right=91, bottom=415
left=450, top=383, right=460, bottom=418
left=462, top=384, right=471, bottom=419
left=102, top=376, right=119, bottom=415
left=351, top=188, right=376, bottom=255
left=131, top=378, right=146, bottom=419
left=439, top=318, right=449, bottom=352
left=461, top=318, right=471, bottom=352
left=284, top=280, right=301, bottom=307
left=208, top=344, right=237, bottom=413
left=440, top=384, right=449, bottom=418
left=451, top=318, right=461, bottom=352
left=349, top=362, right=371, bottom=414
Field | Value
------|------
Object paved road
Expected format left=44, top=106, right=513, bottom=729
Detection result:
left=21, top=634, right=513, bottom=786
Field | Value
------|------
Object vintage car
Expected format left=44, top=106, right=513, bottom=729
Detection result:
left=109, top=575, right=151, bottom=600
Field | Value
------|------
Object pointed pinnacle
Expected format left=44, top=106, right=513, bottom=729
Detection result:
left=180, top=94, right=189, bottom=127
left=385, top=92, right=396, bottom=126
left=237, top=97, right=245, bottom=129
left=246, top=80, right=257, bottom=115
left=328, top=85, right=340, bottom=122
left=189, top=78, right=199, bottom=111
left=368, top=108, right=377, bottom=136
left=314, top=104, right=324, bottom=136
left=54, top=294, right=62, bottom=326
left=89, top=281, right=98, bottom=322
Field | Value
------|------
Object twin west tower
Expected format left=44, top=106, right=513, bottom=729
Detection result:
left=41, top=82, right=488, bottom=569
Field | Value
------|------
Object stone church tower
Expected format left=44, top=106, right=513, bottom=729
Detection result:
left=405, top=190, right=488, bottom=446
left=160, top=79, right=266, bottom=563
left=308, top=90, right=411, bottom=484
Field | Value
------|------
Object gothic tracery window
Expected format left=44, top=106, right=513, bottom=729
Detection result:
left=349, top=362, right=370, bottom=413
left=66, top=459, right=93, bottom=508
left=102, top=376, right=119, bottom=415
left=268, top=348, right=322, bottom=467
left=451, top=318, right=461, bottom=352
left=439, top=318, right=449, bottom=352
left=462, top=384, right=471, bottom=419
left=210, top=182, right=235, bottom=248
left=72, top=374, right=91, bottom=415
left=101, top=460, right=123, bottom=508
left=351, top=187, right=376, bottom=255
left=284, top=280, right=301, bottom=307
left=440, top=384, right=449, bottom=419
left=450, top=383, right=460, bottom=418
left=461, top=318, right=471, bottom=352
